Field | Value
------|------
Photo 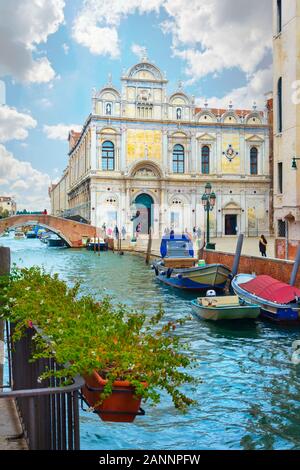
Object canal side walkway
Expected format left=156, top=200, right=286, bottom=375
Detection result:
left=118, top=236, right=276, bottom=259
left=0, top=399, right=27, bottom=450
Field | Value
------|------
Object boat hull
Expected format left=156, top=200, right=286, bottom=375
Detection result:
left=47, top=238, right=66, bottom=247
left=153, top=262, right=231, bottom=291
left=231, top=274, right=300, bottom=322
left=191, top=299, right=260, bottom=321
left=86, top=242, right=108, bottom=251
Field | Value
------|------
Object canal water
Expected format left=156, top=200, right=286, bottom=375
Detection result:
left=2, top=235, right=300, bottom=450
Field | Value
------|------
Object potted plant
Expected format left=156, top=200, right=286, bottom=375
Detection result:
left=0, top=267, right=197, bottom=423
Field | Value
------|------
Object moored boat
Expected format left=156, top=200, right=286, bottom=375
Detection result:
left=86, top=237, right=108, bottom=251
left=26, top=230, right=37, bottom=239
left=191, top=295, right=260, bottom=321
left=231, top=274, right=300, bottom=322
left=14, top=230, right=25, bottom=239
left=46, top=234, right=66, bottom=247
left=152, top=233, right=231, bottom=291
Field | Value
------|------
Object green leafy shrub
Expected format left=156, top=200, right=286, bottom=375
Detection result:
left=0, top=267, right=197, bottom=411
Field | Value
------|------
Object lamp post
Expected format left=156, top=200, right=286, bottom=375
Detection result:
left=201, top=183, right=216, bottom=250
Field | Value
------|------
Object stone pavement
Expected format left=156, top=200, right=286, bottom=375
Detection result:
left=0, top=398, right=27, bottom=450
left=120, top=236, right=276, bottom=259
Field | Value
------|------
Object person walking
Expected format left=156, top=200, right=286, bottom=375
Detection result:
left=121, top=226, right=126, bottom=240
left=114, top=225, right=119, bottom=240
left=135, top=222, right=142, bottom=239
left=259, top=234, right=268, bottom=257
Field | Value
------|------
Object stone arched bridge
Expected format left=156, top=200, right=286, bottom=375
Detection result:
left=0, top=215, right=102, bottom=248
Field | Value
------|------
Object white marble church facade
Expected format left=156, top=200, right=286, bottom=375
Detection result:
left=50, top=56, right=271, bottom=239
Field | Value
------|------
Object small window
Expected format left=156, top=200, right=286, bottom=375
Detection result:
left=277, top=0, right=282, bottom=33
left=201, top=146, right=210, bottom=174
left=176, top=108, right=182, bottom=120
left=173, top=144, right=184, bottom=174
left=250, top=147, right=258, bottom=175
left=278, top=162, right=283, bottom=193
left=102, top=141, right=115, bottom=171
left=277, top=77, right=283, bottom=133
left=278, top=219, right=286, bottom=238
left=105, top=102, right=112, bottom=115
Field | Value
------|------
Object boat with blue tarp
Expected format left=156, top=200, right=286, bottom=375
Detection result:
left=152, top=233, right=231, bottom=291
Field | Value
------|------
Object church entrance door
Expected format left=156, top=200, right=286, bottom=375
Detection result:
left=134, top=194, right=154, bottom=235
left=225, top=214, right=237, bottom=235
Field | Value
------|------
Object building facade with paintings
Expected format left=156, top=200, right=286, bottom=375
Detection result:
left=273, top=0, right=300, bottom=259
left=50, top=56, right=271, bottom=239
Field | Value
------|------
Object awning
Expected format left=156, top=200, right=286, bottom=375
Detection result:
left=241, top=275, right=300, bottom=304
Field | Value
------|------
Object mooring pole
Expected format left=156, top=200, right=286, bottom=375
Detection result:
left=231, top=234, right=244, bottom=278
left=0, top=247, right=10, bottom=388
left=145, top=227, right=152, bottom=265
left=289, top=244, right=300, bottom=286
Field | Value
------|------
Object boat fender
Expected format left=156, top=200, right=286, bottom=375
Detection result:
left=176, top=274, right=183, bottom=280
left=166, top=268, right=173, bottom=278
left=159, top=271, right=166, bottom=276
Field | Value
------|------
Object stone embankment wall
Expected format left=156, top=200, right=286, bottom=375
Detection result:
left=205, top=250, right=300, bottom=286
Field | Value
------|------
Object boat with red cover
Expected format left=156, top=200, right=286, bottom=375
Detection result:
left=231, top=274, right=300, bottom=322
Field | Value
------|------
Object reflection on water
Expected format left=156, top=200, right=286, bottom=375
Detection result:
left=2, top=234, right=300, bottom=450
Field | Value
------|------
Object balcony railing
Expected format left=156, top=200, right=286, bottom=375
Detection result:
left=0, top=322, right=84, bottom=450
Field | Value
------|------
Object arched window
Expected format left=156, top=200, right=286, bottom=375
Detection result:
left=173, top=144, right=184, bottom=173
left=277, top=0, right=282, bottom=33
left=278, top=77, right=282, bottom=133
left=250, top=147, right=258, bottom=175
left=102, top=141, right=115, bottom=170
left=201, top=146, right=210, bottom=174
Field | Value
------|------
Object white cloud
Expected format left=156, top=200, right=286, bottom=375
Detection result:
left=37, top=98, right=53, bottom=109
left=72, top=0, right=271, bottom=84
left=163, top=0, right=272, bottom=79
left=72, top=0, right=162, bottom=58
left=196, top=66, right=273, bottom=109
left=62, top=43, right=69, bottom=55
left=43, top=124, right=82, bottom=141
left=0, top=144, right=51, bottom=211
left=0, top=0, right=65, bottom=83
left=131, top=44, right=147, bottom=60
left=0, top=105, right=37, bottom=143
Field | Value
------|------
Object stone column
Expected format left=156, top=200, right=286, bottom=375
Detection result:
left=120, top=126, right=127, bottom=171
left=239, top=131, right=245, bottom=175
left=191, top=134, right=197, bottom=173
left=90, top=125, right=97, bottom=171
left=216, top=132, right=222, bottom=174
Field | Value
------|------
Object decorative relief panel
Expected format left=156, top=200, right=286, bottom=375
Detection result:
left=221, top=133, right=240, bottom=174
left=126, top=129, right=162, bottom=163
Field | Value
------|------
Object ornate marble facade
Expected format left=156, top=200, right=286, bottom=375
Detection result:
left=50, top=56, right=271, bottom=238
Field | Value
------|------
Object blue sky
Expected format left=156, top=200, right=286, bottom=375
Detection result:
left=0, top=0, right=272, bottom=210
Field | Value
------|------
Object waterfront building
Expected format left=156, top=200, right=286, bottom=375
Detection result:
left=50, top=56, right=271, bottom=239
left=0, top=196, right=16, bottom=216
left=273, top=0, right=300, bottom=259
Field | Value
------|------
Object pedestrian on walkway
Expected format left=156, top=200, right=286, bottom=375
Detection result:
left=259, top=234, right=268, bottom=257
left=121, top=226, right=126, bottom=240
left=114, top=225, right=119, bottom=240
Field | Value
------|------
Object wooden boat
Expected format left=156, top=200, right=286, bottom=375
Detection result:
left=46, top=235, right=66, bottom=247
left=231, top=274, right=300, bottom=322
left=191, top=295, right=260, bottom=321
left=26, top=230, right=37, bottom=239
left=152, top=233, right=231, bottom=291
left=14, top=230, right=25, bottom=239
left=86, top=237, right=108, bottom=251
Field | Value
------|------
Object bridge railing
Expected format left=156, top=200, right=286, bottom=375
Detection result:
left=0, top=322, right=84, bottom=450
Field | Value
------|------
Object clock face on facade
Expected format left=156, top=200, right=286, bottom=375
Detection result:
left=223, top=145, right=238, bottom=161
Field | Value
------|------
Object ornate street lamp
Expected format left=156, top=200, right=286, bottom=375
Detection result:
left=202, top=183, right=216, bottom=250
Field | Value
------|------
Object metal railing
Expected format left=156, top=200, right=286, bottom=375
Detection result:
left=0, top=322, right=84, bottom=450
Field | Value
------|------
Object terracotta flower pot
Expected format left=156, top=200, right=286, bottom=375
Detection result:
left=82, top=370, right=145, bottom=423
